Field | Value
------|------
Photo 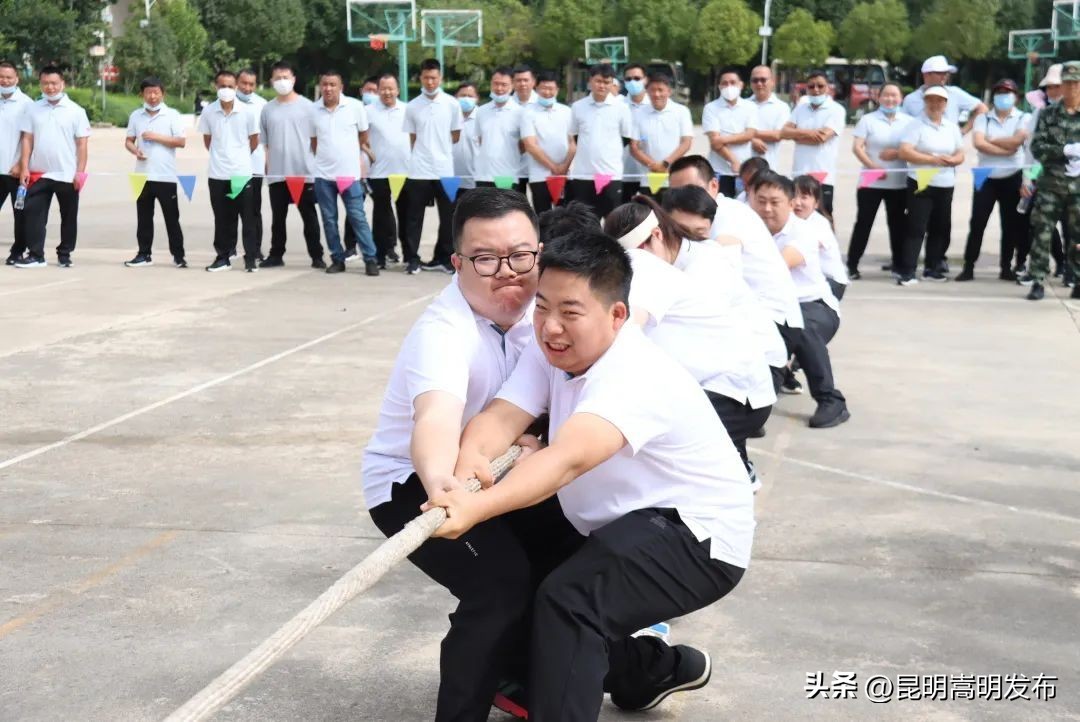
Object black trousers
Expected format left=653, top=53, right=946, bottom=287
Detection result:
left=135, top=181, right=184, bottom=259
left=368, top=177, right=408, bottom=263
left=847, top=187, right=906, bottom=271
left=530, top=508, right=744, bottom=722
left=267, top=181, right=324, bottom=261
left=776, top=304, right=845, bottom=406
left=622, top=180, right=641, bottom=203
left=369, top=473, right=584, bottom=722
left=718, top=175, right=737, bottom=199
left=250, top=176, right=264, bottom=255
left=529, top=181, right=564, bottom=214
left=706, top=391, right=772, bottom=471
left=208, top=178, right=257, bottom=263
left=404, top=178, right=455, bottom=265
left=23, top=178, right=78, bottom=261
left=567, top=179, right=622, bottom=221
left=900, top=178, right=952, bottom=277
left=1, top=174, right=27, bottom=259
left=821, top=183, right=834, bottom=216
left=963, top=171, right=1025, bottom=270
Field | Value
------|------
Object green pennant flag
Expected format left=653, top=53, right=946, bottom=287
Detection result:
left=493, top=176, right=515, bottom=190
left=227, top=175, right=251, bottom=199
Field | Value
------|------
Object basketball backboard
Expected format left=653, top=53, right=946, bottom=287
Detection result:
left=346, top=0, right=417, bottom=43
left=584, top=36, right=629, bottom=68
left=1007, top=29, right=1059, bottom=60
left=1051, top=0, right=1080, bottom=41
left=421, top=10, right=483, bottom=48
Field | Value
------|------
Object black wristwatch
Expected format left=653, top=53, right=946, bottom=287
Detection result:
left=661, top=160, right=670, bottom=169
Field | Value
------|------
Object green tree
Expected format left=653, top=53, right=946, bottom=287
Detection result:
left=837, top=0, right=911, bottom=62
left=772, top=7, right=835, bottom=68
left=112, top=10, right=179, bottom=94
left=909, top=0, right=1000, bottom=61
left=2, top=0, right=81, bottom=67
left=611, top=0, right=697, bottom=62
left=161, top=0, right=210, bottom=100
left=534, top=0, right=602, bottom=70
left=193, top=0, right=304, bottom=76
left=688, top=0, right=762, bottom=74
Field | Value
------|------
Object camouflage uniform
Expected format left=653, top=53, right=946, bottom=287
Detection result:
left=1029, top=62, right=1080, bottom=284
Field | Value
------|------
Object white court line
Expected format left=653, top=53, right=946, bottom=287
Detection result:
left=749, top=448, right=1080, bottom=526
left=0, top=278, right=80, bottom=297
left=0, top=293, right=435, bottom=472
left=855, top=294, right=1025, bottom=303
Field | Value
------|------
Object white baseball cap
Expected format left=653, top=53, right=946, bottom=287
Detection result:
left=923, top=85, right=950, bottom=101
left=1040, top=63, right=1063, bottom=87
left=921, top=55, right=958, bottom=74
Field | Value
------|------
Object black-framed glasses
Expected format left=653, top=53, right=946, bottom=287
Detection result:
left=750, top=77, right=770, bottom=84
left=458, top=250, right=538, bottom=276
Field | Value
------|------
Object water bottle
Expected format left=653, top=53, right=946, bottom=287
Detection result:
left=1016, top=194, right=1033, bottom=215
left=13, top=184, right=26, bottom=211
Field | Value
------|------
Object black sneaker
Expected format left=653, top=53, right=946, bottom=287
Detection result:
left=57, top=256, right=72, bottom=268
left=174, top=257, right=188, bottom=268
left=954, top=265, right=974, bottom=282
left=311, top=257, right=326, bottom=269
left=1053, top=265, right=1064, bottom=278
left=998, top=268, right=1017, bottom=281
left=245, top=259, right=258, bottom=273
left=14, top=256, right=46, bottom=269
left=897, top=275, right=919, bottom=287
left=364, top=260, right=380, bottom=276
left=259, top=256, right=284, bottom=268
left=748, top=426, right=766, bottom=439
left=1026, top=282, right=1044, bottom=301
left=610, top=645, right=712, bottom=712
left=125, top=254, right=153, bottom=268
left=344, top=249, right=360, bottom=264
left=205, top=258, right=231, bottom=272
left=747, top=460, right=761, bottom=492
left=326, top=259, right=346, bottom=274
left=387, top=251, right=401, bottom=264
left=847, top=268, right=861, bottom=280
left=780, top=371, right=802, bottom=395
left=809, top=401, right=851, bottom=428
left=5, top=254, right=22, bottom=266
left=1016, top=272, right=1035, bottom=287
left=438, top=261, right=455, bottom=274
left=922, top=269, right=948, bottom=282
left=880, top=262, right=893, bottom=272
left=492, top=680, right=528, bottom=719
left=377, top=258, right=387, bottom=270
left=936, top=259, right=950, bottom=274
left=419, top=259, right=445, bottom=272
left=406, top=260, right=421, bottom=275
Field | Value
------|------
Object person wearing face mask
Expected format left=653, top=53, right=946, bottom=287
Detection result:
left=123, top=77, right=187, bottom=269
left=629, top=72, right=694, bottom=192
left=258, top=60, right=325, bottom=269
left=781, top=70, right=845, bottom=215
left=567, top=64, right=633, bottom=219
left=360, top=77, right=379, bottom=107
left=236, top=69, right=268, bottom=259
left=365, top=73, right=410, bottom=270
left=0, top=60, right=31, bottom=266
left=14, top=65, right=90, bottom=269
left=511, top=65, right=538, bottom=195
left=748, top=66, right=791, bottom=169
left=702, top=67, right=758, bottom=198
left=847, top=82, right=913, bottom=279
left=453, top=82, right=481, bottom=203
left=902, top=55, right=987, bottom=135
left=474, top=67, right=525, bottom=190
left=520, top=70, right=575, bottom=213
left=620, top=63, right=649, bottom=201
left=957, top=79, right=1030, bottom=282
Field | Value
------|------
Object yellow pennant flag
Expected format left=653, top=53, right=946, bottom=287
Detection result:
left=388, top=174, right=407, bottom=202
left=128, top=173, right=148, bottom=200
left=646, top=172, right=668, bottom=195
left=914, top=168, right=941, bottom=193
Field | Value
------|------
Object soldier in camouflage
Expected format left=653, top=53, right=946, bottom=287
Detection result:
left=1026, top=61, right=1080, bottom=301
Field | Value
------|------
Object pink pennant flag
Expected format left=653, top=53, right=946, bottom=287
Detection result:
left=858, top=169, right=887, bottom=188
left=594, top=173, right=613, bottom=194
left=74, top=171, right=89, bottom=192
left=336, top=176, right=355, bottom=195
left=808, top=171, right=828, bottom=185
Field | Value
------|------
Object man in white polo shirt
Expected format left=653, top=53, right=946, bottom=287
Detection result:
left=629, top=71, right=693, bottom=189
left=426, top=228, right=753, bottom=721
left=620, top=63, right=650, bottom=201
left=748, top=65, right=790, bottom=168
left=521, top=70, right=574, bottom=214
left=1, top=60, right=31, bottom=265
left=237, top=68, right=268, bottom=258
left=569, top=64, right=633, bottom=219
left=404, top=58, right=463, bottom=275
left=475, top=67, right=524, bottom=189
left=781, top=70, right=846, bottom=215
left=511, top=65, right=538, bottom=194
left=15, top=65, right=90, bottom=269
left=123, top=76, right=187, bottom=269
left=453, top=82, right=481, bottom=202
left=366, top=72, right=410, bottom=269
left=902, top=55, right=987, bottom=134
left=702, top=67, right=758, bottom=198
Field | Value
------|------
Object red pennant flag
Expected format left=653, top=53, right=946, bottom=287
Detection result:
left=546, top=175, right=567, bottom=204
left=808, top=171, right=828, bottom=185
left=27, top=171, right=44, bottom=187
left=594, top=173, right=613, bottom=194
left=285, top=176, right=306, bottom=205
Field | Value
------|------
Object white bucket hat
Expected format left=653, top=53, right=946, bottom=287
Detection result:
left=1040, top=64, right=1063, bottom=87
left=921, top=55, right=958, bottom=74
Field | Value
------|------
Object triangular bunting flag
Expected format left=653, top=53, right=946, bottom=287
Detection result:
left=128, top=173, right=148, bottom=200
left=545, top=175, right=567, bottom=205
left=177, top=175, right=196, bottom=201
left=858, top=169, right=887, bottom=189
left=493, top=176, right=515, bottom=190
left=646, top=172, right=668, bottom=195
left=27, top=171, right=44, bottom=187
left=389, top=173, right=408, bottom=202
left=336, top=176, right=355, bottom=195
left=74, top=171, right=89, bottom=192
left=1024, top=162, right=1043, bottom=181
left=971, top=167, right=992, bottom=192
left=285, top=176, right=306, bottom=205
left=227, top=175, right=251, bottom=199
left=594, top=173, right=613, bottom=194
left=439, top=176, right=460, bottom=203
left=914, top=168, right=941, bottom=193
left=808, top=171, right=828, bottom=185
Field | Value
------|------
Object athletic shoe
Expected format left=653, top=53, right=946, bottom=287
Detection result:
left=311, top=258, right=326, bottom=270
left=1016, top=272, right=1035, bottom=287
left=14, top=256, right=46, bottom=269
left=364, top=260, right=380, bottom=276
left=406, top=260, right=421, bottom=275
left=245, top=259, right=258, bottom=273
left=420, top=259, right=446, bottom=272
left=258, top=256, right=284, bottom=268
left=880, top=262, right=893, bottom=272
left=387, top=251, right=401, bottom=264
left=326, top=260, right=346, bottom=274
left=747, top=461, right=762, bottom=492
left=610, top=645, right=712, bottom=712
left=1070, top=285, right=1080, bottom=299
left=748, top=426, right=766, bottom=439
left=780, top=371, right=802, bottom=395
left=998, top=268, right=1017, bottom=281
left=954, top=266, right=974, bottom=282
left=377, top=258, right=387, bottom=270
left=922, top=269, right=948, bottom=282
left=173, top=257, right=188, bottom=269
left=847, top=268, right=861, bottom=280
left=809, top=401, right=851, bottom=429
left=897, top=275, right=919, bottom=286
left=492, top=680, right=528, bottom=719
left=935, top=259, right=950, bottom=274
left=1026, top=282, right=1044, bottom=301
left=57, top=256, right=72, bottom=268
left=5, top=254, right=22, bottom=266
left=125, top=254, right=152, bottom=268
left=632, top=621, right=672, bottom=644
left=205, top=258, right=231, bottom=272
left=344, top=249, right=360, bottom=263
left=1053, top=265, right=1063, bottom=278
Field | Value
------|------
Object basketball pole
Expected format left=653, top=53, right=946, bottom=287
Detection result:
left=398, top=39, right=409, bottom=102
left=432, top=14, right=446, bottom=73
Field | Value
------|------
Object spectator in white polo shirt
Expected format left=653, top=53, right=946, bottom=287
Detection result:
left=15, top=65, right=90, bottom=269
left=475, top=67, right=524, bottom=189
left=628, top=71, right=693, bottom=192
left=568, top=64, right=633, bottom=219
left=404, top=59, right=463, bottom=275
left=520, top=70, right=574, bottom=214
left=197, top=70, right=259, bottom=273
left=702, top=67, right=758, bottom=198
left=901, top=55, right=987, bottom=134
left=781, top=69, right=846, bottom=215
left=123, top=76, right=187, bottom=269
left=452, top=82, right=481, bottom=200
left=620, top=63, right=650, bottom=201
left=310, top=69, right=379, bottom=277
left=748, top=65, right=790, bottom=169
left=511, top=65, right=538, bottom=194
left=1, top=60, right=32, bottom=265
left=237, top=68, right=268, bottom=258
left=366, top=73, right=411, bottom=269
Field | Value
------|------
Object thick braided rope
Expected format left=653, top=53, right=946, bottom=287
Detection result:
left=164, top=446, right=522, bottom=722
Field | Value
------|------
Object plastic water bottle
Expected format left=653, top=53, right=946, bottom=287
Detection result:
left=13, top=184, right=26, bottom=211
left=1017, top=194, right=1033, bottom=215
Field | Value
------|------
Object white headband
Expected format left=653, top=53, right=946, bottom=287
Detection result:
left=614, top=210, right=658, bottom=250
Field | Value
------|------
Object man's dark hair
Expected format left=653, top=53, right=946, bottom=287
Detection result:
left=661, top=185, right=718, bottom=223
left=512, top=64, right=535, bottom=79
left=452, top=187, right=539, bottom=252
left=805, top=69, right=828, bottom=83
left=669, top=155, right=715, bottom=186
left=622, top=63, right=646, bottom=78
left=646, top=71, right=672, bottom=87
left=0, top=61, right=18, bottom=72
left=140, top=76, right=165, bottom=92
left=270, top=60, right=295, bottom=76
left=589, top=63, right=615, bottom=79
left=539, top=229, right=632, bottom=307
left=377, top=72, right=397, bottom=86
left=538, top=201, right=599, bottom=244
left=457, top=81, right=477, bottom=93
left=754, top=170, right=795, bottom=199
left=319, top=69, right=344, bottom=83
left=238, top=67, right=258, bottom=79
left=214, top=69, right=236, bottom=83
left=719, top=66, right=743, bottom=81
left=739, top=156, right=770, bottom=180
left=491, top=65, right=514, bottom=80
left=420, top=58, right=441, bottom=73
left=536, top=69, right=558, bottom=85
left=363, top=75, right=379, bottom=87
left=39, top=65, right=64, bottom=81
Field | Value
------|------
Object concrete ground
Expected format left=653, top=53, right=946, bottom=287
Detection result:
left=1, top=124, right=1078, bottom=722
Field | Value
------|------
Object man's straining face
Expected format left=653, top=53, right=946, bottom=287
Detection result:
left=534, top=269, right=626, bottom=376
left=751, top=184, right=793, bottom=235
left=453, top=211, right=540, bottom=324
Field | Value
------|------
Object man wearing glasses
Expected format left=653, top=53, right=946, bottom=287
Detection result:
left=781, top=70, right=846, bottom=215
left=620, top=63, right=649, bottom=201
left=748, top=65, right=791, bottom=169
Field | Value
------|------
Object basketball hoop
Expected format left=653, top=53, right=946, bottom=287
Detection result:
left=370, top=34, right=388, bottom=51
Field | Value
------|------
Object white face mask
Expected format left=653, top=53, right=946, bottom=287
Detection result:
left=217, top=87, right=236, bottom=103
left=44, top=91, right=64, bottom=102
left=144, top=102, right=162, bottom=112
left=0, top=85, right=17, bottom=97
left=272, top=78, right=294, bottom=96
left=720, top=86, right=740, bottom=102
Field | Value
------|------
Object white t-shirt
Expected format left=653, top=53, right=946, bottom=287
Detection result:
left=404, top=90, right=464, bottom=180
left=310, top=96, right=369, bottom=181
left=973, top=108, right=1029, bottom=179
left=520, top=102, right=573, bottom=182
left=899, top=114, right=964, bottom=188
left=852, top=109, right=914, bottom=190
left=0, top=89, right=32, bottom=175
left=238, top=93, right=267, bottom=175
left=802, top=211, right=849, bottom=285
left=367, top=100, right=411, bottom=178
left=569, top=93, right=633, bottom=178
left=126, top=104, right=185, bottom=181
left=197, top=100, right=259, bottom=181
left=902, top=85, right=982, bottom=124
left=634, top=101, right=694, bottom=168
left=497, top=325, right=756, bottom=569
left=20, top=95, right=92, bottom=182
left=362, top=278, right=535, bottom=507
left=622, top=94, right=650, bottom=181
left=751, top=93, right=791, bottom=168
left=475, top=101, right=523, bottom=181
left=260, top=95, right=316, bottom=183
left=454, top=111, right=480, bottom=189
left=790, top=98, right=846, bottom=185
left=711, top=194, right=804, bottom=329
left=772, top=214, right=839, bottom=311
left=701, top=97, right=759, bottom=176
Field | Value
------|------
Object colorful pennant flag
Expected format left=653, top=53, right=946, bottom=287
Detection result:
left=128, top=173, right=148, bottom=200
left=857, top=169, right=887, bottom=189
left=971, top=167, right=992, bottom=192
left=594, top=173, right=613, bottom=194
left=177, top=175, right=196, bottom=201
left=808, top=171, right=828, bottom=185
left=1024, top=162, right=1043, bottom=181
left=493, top=176, right=516, bottom=190
left=74, top=171, right=89, bottom=192
left=389, top=173, right=408, bottom=202
left=646, top=172, right=668, bottom=195
left=228, top=175, right=251, bottom=199
left=914, top=168, right=941, bottom=193
left=285, top=176, right=306, bottom=205
left=336, top=176, right=355, bottom=195
left=545, top=175, right=567, bottom=204
left=439, top=176, right=460, bottom=203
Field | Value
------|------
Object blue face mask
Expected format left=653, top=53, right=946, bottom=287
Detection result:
left=458, top=96, right=476, bottom=113
left=536, top=95, right=555, bottom=108
left=880, top=104, right=897, bottom=115
left=623, top=79, right=645, bottom=97
left=808, top=94, right=827, bottom=107
left=491, top=91, right=510, bottom=104
left=362, top=92, right=378, bottom=105
left=993, top=93, right=1015, bottom=111
left=0, top=85, right=17, bottom=97
left=236, top=91, right=252, bottom=103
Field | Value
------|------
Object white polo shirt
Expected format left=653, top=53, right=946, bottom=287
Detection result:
left=751, top=93, right=791, bottom=167
left=520, top=102, right=573, bottom=182
left=311, top=95, right=369, bottom=181
left=622, top=94, right=650, bottom=181
left=367, top=100, right=411, bottom=178
left=701, top=97, right=759, bottom=176
left=475, top=100, right=523, bottom=181
left=513, top=90, right=538, bottom=177
left=404, top=90, right=463, bottom=179
left=899, top=114, right=963, bottom=188
left=496, top=325, right=756, bottom=569
left=790, top=98, right=846, bottom=184
left=0, top=88, right=31, bottom=175
left=362, top=277, right=534, bottom=507
left=19, top=95, right=91, bottom=182
left=852, top=108, right=914, bottom=190
left=634, top=101, right=693, bottom=167
left=260, top=95, right=315, bottom=184
left=454, top=111, right=480, bottom=189
left=238, top=93, right=267, bottom=176
left=802, top=211, right=849, bottom=285
left=197, top=100, right=259, bottom=181
left=711, top=194, right=804, bottom=329
left=569, top=93, right=633, bottom=178
left=974, top=108, right=1029, bottom=179
left=773, top=214, right=839, bottom=311
left=902, top=85, right=981, bottom=124
left=125, top=104, right=185, bottom=181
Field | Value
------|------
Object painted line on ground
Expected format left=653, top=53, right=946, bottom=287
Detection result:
left=0, top=278, right=80, bottom=297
